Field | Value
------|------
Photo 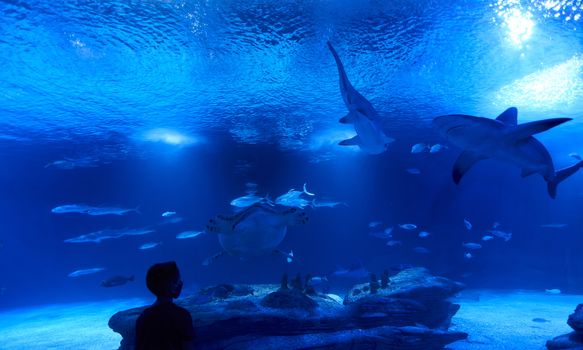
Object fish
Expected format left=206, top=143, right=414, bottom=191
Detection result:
left=368, top=221, right=382, bottom=229
left=532, top=318, right=550, bottom=323
left=482, top=235, right=494, bottom=241
left=326, top=293, right=343, bottom=304
left=327, top=41, right=394, bottom=155
left=230, top=193, right=266, bottom=208
left=429, top=144, right=446, bottom=153
left=464, top=252, right=473, bottom=259
left=286, top=250, right=294, bottom=263
left=413, top=246, right=430, bottom=254
left=312, top=199, right=346, bottom=208
left=176, top=231, right=204, bottom=239
left=433, top=107, right=579, bottom=198
left=488, top=229, right=512, bottom=242
left=52, top=204, right=140, bottom=216
left=101, top=275, right=134, bottom=288
left=303, top=183, right=315, bottom=196
left=399, top=224, right=417, bottom=230
left=463, top=242, right=482, bottom=250
left=331, top=264, right=369, bottom=280
left=492, top=221, right=501, bottom=229
left=139, top=242, right=161, bottom=250
left=275, top=189, right=311, bottom=208
left=418, top=231, right=430, bottom=238
left=540, top=224, right=568, bottom=228
left=411, top=143, right=429, bottom=153
left=64, top=227, right=155, bottom=244
left=68, top=267, right=106, bottom=277
left=44, top=156, right=100, bottom=170
left=308, top=276, right=328, bottom=285
left=406, top=168, right=421, bottom=175
left=464, top=218, right=472, bottom=230
left=161, top=211, right=177, bottom=217
left=545, top=289, right=561, bottom=295
left=386, top=240, right=402, bottom=247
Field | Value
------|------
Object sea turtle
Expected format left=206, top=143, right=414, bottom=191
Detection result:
left=203, top=203, right=308, bottom=264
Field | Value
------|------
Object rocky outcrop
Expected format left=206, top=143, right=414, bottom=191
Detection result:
left=109, top=268, right=467, bottom=350
left=547, top=304, right=583, bottom=349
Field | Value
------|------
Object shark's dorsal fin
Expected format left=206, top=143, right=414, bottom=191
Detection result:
left=496, top=107, right=518, bottom=125
left=510, top=118, right=572, bottom=141
left=339, top=135, right=361, bottom=146
left=452, top=151, right=486, bottom=184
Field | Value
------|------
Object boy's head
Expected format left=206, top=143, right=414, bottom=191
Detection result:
left=146, top=261, right=183, bottom=299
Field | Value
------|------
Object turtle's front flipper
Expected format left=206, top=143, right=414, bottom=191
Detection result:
left=281, top=207, right=309, bottom=226
left=202, top=251, right=226, bottom=266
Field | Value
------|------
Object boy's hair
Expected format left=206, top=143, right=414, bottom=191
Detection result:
left=146, top=261, right=180, bottom=297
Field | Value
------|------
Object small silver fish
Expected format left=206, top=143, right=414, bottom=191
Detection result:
left=429, top=144, right=445, bottom=153
left=162, top=211, right=177, bottom=217
left=463, top=242, right=482, bottom=250
left=369, top=231, right=392, bottom=239
left=52, top=204, right=139, bottom=216
left=464, top=218, right=472, bottom=230
left=464, top=252, right=473, bottom=259
left=399, top=224, right=417, bottom=230
left=101, top=275, right=134, bottom=288
left=176, top=231, right=203, bottom=240
left=386, top=240, right=402, bottom=246
left=418, top=231, right=430, bottom=238
left=482, top=235, right=494, bottom=241
left=286, top=250, right=294, bottom=263
left=411, top=143, right=429, bottom=153
left=139, top=242, right=161, bottom=250
left=488, top=229, right=512, bottom=241
left=545, top=289, right=561, bottom=295
left=68, top=267, right=106, bottom=277
left=406, top=168, right=421, bottom=175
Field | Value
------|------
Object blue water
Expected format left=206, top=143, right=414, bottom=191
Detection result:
left=1, top=0, right=583, bottom=313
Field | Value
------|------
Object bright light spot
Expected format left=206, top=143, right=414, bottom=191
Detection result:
left=503, top=8, right=535, bottom=45
left=142, top=128, right=198, bottom=146
left=495, top=55, right=583, bottom=111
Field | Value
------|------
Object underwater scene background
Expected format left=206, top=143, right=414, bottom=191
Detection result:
left=1, top=0, right=583, bottom=315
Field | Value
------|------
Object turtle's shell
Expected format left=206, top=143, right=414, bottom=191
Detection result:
left=206, top=203, right=308, bottom=257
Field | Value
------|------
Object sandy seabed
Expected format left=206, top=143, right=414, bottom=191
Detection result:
left=0, top=290, right=578, bottom=349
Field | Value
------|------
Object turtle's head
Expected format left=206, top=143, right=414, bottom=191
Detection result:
left=284, top=208, right=309, bottom=226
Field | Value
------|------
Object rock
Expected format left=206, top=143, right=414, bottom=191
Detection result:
left=569, top=304, right=583, bottom=333
left=109, top=270, right=466, bottom=350
left=547, top=304, right=583, bottom=349
left=260, top=288, right=318, bottom=311
left=547, top=332, right=583, bottom=349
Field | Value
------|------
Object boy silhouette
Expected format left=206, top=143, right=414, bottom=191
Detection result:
left=135, top=261, right=196, bottom=350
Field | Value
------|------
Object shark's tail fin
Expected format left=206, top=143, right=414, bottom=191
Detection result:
left=547, top=160, right=583, bottom=198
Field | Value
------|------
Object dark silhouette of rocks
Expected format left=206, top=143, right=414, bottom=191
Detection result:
left=547, top=303, right=583, bottom=349
left=109, top=268, right=467, bottom=349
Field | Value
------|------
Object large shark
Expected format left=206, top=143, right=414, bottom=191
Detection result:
left=327, top=42, right=394, bottom=155
left=433, top=107, right=582, bottom=198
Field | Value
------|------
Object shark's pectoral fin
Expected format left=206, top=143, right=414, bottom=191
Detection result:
left=339, top=112, right=357, bottom=124
left=521, top=168, right=538, bottom=178
left=496, top=107, right=518, bottom=125
left=339, top=135, right=361, bottom=146
left=510, top=118, right=572, bottom=140
left=452, top=151, right=485, bottom=184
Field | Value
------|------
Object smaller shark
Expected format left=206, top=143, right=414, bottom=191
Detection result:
left=327, top=42, right=394, bottom=155
left=433, top=107, right=582, bottom=198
